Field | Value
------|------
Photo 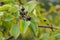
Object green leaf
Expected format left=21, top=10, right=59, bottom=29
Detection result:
left=23, top=21, right=31, bottom=33
left=24, top=1, right=37, bottom=13
left=54, top=34, right=60, bottom=39
left=40, top=33, right=49, bottom=40
left=3, top=0, right=15, bottom=4
left=10, top=23, right=20, bottom=38
left=8, top=6, right=18, bottom=13
left=20, top=20, right=25, bottom=33
left=4, top=15, right=14, bottom=21
left=30, top=21, right=38, bottom=35
left=20, top=20, right=31, bottom=34
left=0, top=4, right=11, bottom=11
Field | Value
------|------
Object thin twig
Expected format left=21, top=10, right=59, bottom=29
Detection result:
left=38, top=25, right=55, bottom=31
left=6, top=36, right=14, bottom=40
left=38, top=26, right=54, bottom=28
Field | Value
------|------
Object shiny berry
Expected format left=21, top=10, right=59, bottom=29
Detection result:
left=20, top=11, right=26, bottom=15
left=26, top=16, right=31, bottom=21
left=21, top=7, right=25, bottom=11
left=44, top=20, right=47, bottom=22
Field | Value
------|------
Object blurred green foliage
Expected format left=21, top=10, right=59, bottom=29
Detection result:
left=0, top=0, right=60, bottom=40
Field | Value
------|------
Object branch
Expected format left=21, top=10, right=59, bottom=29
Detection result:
left=38, top=25, right=55, bottom=31
left=6, top=36, right=14, bottom=40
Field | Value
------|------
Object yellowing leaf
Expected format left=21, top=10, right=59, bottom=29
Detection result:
left=20, top=20, right=25, bottom=33
left=0, top=32, right=3, bottom=40
left=20, top=20, right=31, bottom=34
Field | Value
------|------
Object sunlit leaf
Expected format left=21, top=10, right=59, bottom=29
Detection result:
left=0, top=12, right=4, bottom=17
left=0, top=4, right=11, bottom=11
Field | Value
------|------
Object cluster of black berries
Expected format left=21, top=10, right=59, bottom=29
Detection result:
left=0, top=2, right=4, bottom=6
left=20, top=6, right=31, bottom=21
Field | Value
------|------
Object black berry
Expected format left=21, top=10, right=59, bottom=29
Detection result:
left=0, top=2, right=4, bottom=6
left=26, top=16, right=31, bottom=21
left=44, top=20, right=47, bottom=22
left=20, top=11, right=26, bottom=16
left=21, top=7, right=25, bottom=11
